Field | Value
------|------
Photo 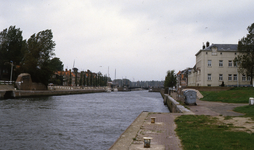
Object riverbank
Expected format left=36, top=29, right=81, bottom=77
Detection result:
left=0, top=88, right=106, bottom=99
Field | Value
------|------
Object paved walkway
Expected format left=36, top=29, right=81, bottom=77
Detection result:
left=129, top=113, right=182, bottom=150
left=188, top=99, right=247, bottom=116
left=171, top=91, right=248, bottom=116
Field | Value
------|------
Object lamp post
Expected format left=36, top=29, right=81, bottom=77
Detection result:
left=10, top=61, right=13, bottom=83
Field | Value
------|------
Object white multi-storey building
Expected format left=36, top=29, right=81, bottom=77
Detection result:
left=188, top=42, right=251, bottom=86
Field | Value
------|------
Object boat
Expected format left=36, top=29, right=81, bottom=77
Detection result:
left=106, top=86, right=111, bottom=93
left=113, top=88, right=118, bottom=92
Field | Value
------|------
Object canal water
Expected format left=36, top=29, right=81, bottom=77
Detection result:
left=0, top=90, right=169, bottom=150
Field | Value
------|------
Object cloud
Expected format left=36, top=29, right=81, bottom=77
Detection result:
left=1, top=0, right=254, bottom=80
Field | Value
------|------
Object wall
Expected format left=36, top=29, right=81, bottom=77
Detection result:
left=163, top=94, right=193, bottom=114
left=12, top=89, right=105, bottom=98
left=188, top=69, right=196, bottom=86
left=0, top=91, right=6, bottom=99
left=0, top=85, right=14, bottom=90
left=184, top=86, right=232, bottom=91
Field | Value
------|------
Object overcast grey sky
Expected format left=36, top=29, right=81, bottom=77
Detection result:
left=1, top=0, right=254, bottom=81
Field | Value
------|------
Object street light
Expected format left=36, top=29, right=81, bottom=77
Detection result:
left=10, top=61, right=13, bottom=83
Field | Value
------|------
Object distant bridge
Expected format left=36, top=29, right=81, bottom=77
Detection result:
left=128, top=86, right=149, bottom=90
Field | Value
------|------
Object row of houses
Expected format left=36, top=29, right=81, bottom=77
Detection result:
left=177, top=42, right=252, bottom=87
left=52, top=68, right=107, bottom=86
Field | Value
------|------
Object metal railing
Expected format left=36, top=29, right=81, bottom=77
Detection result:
left=0, top=80, right=15, bottom=85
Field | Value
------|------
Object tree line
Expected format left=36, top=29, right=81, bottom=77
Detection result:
left=0, top=26, right=63, bottom=86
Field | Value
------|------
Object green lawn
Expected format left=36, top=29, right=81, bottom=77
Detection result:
left=200, top=87, right=254, bottom=103
left=176, top=88, right=254, bottom=149
left=175, top=115, right=254, bottom=150
left=234, top=105, right=254, bottom=119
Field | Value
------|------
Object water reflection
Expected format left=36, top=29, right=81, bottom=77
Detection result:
left=0, top=91, right=168, bottom=150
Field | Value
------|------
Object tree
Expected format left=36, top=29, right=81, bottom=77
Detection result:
left=49, top=57, right=63, bottom=71
left=97, top=72, right=103, bottom=86
left=0, top=26, right=23, bottom=80
left=234, top=23, right=254, bottom=85
left=21, top=29, right=56, bottom=86
left=48, top=57, right=64, bottom=85
left=164, top=70, right=176, bottom=88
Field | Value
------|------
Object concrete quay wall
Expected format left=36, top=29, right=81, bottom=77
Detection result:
left=13, top=89, right=106, bottom=98
left=0, top=89, right=106, bottom=99
left=0, top=91, right=6, bottom=99
left=163, top=94, right=193, bottom=114
left=0, top=85, right=15, bottom=90
left=109, top=111, right=149, bottom=150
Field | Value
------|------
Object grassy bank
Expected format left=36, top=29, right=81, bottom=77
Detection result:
left=234, top=105, right=254, bottom=119
left=176, top=87, right=254, bottom=149
left=200, top=87, right=254, bottom=103
left=175, top=115, right=254, bottom=150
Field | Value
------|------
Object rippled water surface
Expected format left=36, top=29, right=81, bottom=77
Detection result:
left=0, top=90, right=169, bottom=150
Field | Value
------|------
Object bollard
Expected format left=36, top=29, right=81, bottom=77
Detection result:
left=151, top=117, right=156, bottom=123
left=249, top=97, right=254, bottom=105
left=143, top=137, right=152, bottom=148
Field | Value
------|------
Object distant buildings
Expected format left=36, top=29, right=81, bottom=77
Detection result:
left=52, top=68, right=163, bottom=88
left=55, top=69, right=76, bottom=86
left=53, top=68, right=106, bottom=87
left=176, top=68, right=192, bottom=88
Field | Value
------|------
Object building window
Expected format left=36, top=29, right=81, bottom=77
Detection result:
left=234, top=61, right=237, bottom=67
left=206, top=52, right=208, bottom=54
left=219, top=60, right=223, bottom=67
left=208, top=74, right=211, bottom=80
left=233, top=74, right=237, bottom=81
left=207, top=84, right=211, bottom=86
left=219, top=74, right=223, bottom=81
left=248, top=76, right=251, bottom=81
left=228, top=60, right=232, bottom=67
left=228, top=74, right=232, bottom=81
left=208, top=60, right=212, bottom=67
left=220, top=52, right=222, bottom=55
left=242, top=74, right=246, bottom=81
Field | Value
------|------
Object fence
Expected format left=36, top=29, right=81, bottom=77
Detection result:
left=0, top=80, right=15, bottom=85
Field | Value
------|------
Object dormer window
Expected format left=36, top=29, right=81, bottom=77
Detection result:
left=211, top=46, right=217, bottom=56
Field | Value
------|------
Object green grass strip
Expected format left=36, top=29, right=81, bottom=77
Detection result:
left=234, top=105, right=254, bottom=119
left=175, top=115, right=254, bottom=150
left=200, top=87, right=254, bottom=103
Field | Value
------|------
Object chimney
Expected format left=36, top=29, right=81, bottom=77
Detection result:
left=206, top=41, right=210, bottom=47
left=202, top=42, right=205, bottom=49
